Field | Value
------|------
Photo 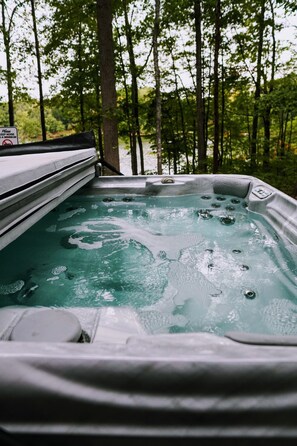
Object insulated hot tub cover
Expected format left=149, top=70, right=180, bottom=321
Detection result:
left=0, top=131, right=98, bottom=250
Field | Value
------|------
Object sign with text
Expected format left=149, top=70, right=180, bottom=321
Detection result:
left=0, top=127, right=19, bottom=146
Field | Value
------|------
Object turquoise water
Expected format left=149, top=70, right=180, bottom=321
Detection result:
left=0, top=193, right=296, bottom=336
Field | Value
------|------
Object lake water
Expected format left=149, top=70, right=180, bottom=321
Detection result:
left=120, top=140, right=157, bottom=175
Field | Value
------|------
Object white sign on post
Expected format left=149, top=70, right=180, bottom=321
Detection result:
left=0, top=127, right=19, bottom=146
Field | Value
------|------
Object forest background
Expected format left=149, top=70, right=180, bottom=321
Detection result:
left=0, top=0, right=297, bottom=196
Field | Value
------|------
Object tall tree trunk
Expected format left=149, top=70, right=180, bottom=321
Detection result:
left=1, top=0, right=14, bottom=126
left=282, top=110, right=289, bottom=156
left=169, top=79, right=197, bottom=172
left=204, top=52, right=212, bottom=161
left=153, top=0, right=162, bottom=175
left=123, top=0, right=144, bottom=175
left=277, top=110, right=282, bottom=156
left=95, top=67, right=104, bottom=160
left=262, top=107, right=271, bottom=169
left=78, top=22, right=85, bottom=132
left=262, top=0, right=276, bottom=170
left=93, top=23, right=103, bottom=159
left=192, top=124, right=196, bottom=172
left=95, top=89, right=104, bottom=160
left=278, top=110, right=288, bottom=157
left=165, top=136, right=171, bottom=174
left=30, top=0, right=46, bottom=140
left=220, top=58, right=225, bottom=168
left=169, top=48, right=189, bottom=173
left=213, top=0, right=221, bottom=173
left=123, top=2, right=137, bottom=175
left=116, top=24, right=133, bottom=161
left=96, top=0, right=120, bottom=173
left=173, top=116, right=179, bottom=174
left=250, top=0, right=265, bottom=171
left=228, top=128, right=232, bottom=166
left=288, top=112, right=293, bottom=150
left=194, top=0, right=207, bottom=172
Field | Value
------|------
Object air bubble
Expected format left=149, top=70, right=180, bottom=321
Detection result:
left=232, top=249, right=242, bottom=254
left=103, top=197, right=115, bottom=202
left=201, top=195, right=211, bottom=200
left=122, top=197, right=133, bottom=202
left=211, top=203, right=221, bottom=208
left=226, top=205, right=235, bottom=211
left=216, top=196, right=226, bottom=201
left=231, top=198, right=240, bottom=204
left=205, top=249, right=214, bottom=253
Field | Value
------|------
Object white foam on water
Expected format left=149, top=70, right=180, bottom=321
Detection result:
left=59, top=220, right=123, bottom=234
left=139, top=310, right=188, bottom=334
left=68, top=236, right=104, bottom=250
left=58, top=207, right=86, bottom=221
left=179, top=244, right=245, bottom=287
left=143, top=282, right=177, bottom=314
left=168, top=262, right=222, bottom=306
left=27, top=284, right=39, bottom=293
left=100, top=290, right=115, bottom=302
left=263, top=298, right=297, bottom=335
left=58, top=217, right=203, bottom=258
left=51, top=266, right=67, bottom=275
left=102, top=217, right=203, bottom=260
left=0, top=280, right=25, bottom=295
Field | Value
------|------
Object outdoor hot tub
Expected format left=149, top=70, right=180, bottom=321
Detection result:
left=0, top=133, right=297, bottom=445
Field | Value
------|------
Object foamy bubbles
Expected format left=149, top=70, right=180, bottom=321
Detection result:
left=51, top=266, right=67, bottom=275
left=139, top=310, right=187, bottom=333
left=58, top=207, right=86, bottom=221
left=67, top=235, right=103, bottom=250
left=0, top=280, right=25, bottom=295
left=263, top=298, right=297, bottom=335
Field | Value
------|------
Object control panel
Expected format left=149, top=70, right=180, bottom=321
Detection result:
left=252, top=186, right=273, bottom=199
